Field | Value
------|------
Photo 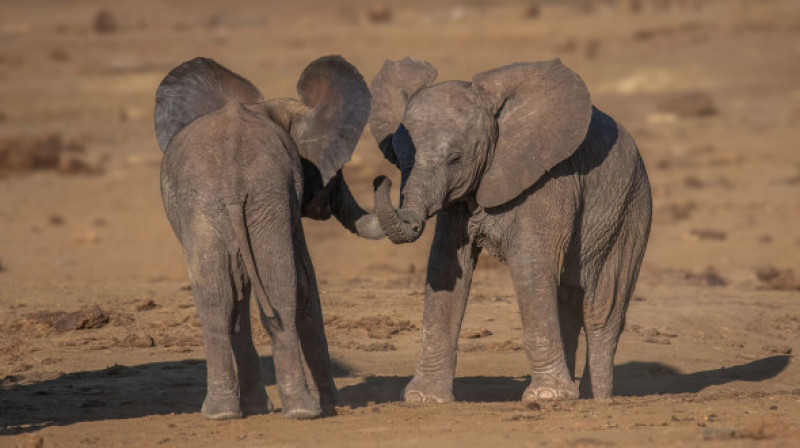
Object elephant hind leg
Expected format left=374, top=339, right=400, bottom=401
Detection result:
left=557, top=284, right=584, bottom=381
left=230, top=278, right=274, bottom=415
left=293, top=231, right=340, bottom=415
left=247, top=206, right=320, bottom=419
left=185, top=240, right=243, bottom=420
left=581, top=224, right=647, bottom=399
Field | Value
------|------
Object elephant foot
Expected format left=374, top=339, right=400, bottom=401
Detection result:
left=318, top=384, right=343, bottom=416
left=201, top=395, right=243, bottom=420
left=241, top=389, right=275, bottom=416
left=281, top=392, right=322, bottom=420
left=522, top=374, right=578, bottom=405
left=403, top=376, right=454, bottom=405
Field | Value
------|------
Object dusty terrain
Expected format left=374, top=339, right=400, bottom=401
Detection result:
left=1, top=0, right=799, bottom=446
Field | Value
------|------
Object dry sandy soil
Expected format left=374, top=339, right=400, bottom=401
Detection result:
left=1, top=0, right=800, bottom=446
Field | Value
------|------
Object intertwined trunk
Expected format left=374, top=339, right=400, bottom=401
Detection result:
left=373, top=175, right=425, bottom=244
left=329, top=173, right=385, bottom=240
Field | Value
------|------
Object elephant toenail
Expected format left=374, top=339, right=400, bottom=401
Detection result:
left=537, top=388, right=556, bottom=399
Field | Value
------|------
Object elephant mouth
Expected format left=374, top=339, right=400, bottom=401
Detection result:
left=373, top=175, right=425, bottom=244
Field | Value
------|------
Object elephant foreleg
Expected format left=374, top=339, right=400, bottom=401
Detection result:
left=509, top=248, right=578, bottom=404
left=405, top=205, right=479, bottom=404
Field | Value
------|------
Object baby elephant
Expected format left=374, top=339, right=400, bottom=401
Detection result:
left=369, top=58, right=652, bottom=404
left=155, top=56, right=382, bottom=419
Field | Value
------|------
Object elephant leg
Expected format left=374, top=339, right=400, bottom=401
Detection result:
left=405, top=205, right=478, bottom=404
left=294, top=229, right=340, bottom=415
left=558, top=284, right=584, bottom=381
left=509, top=249, right=578, bottom=404
left=250, top=211, right=320, bottom=420
left=186, top=242, right=242, bottom=420
left=582, top=226, right=646, bottom=399
left=231, top=280, right=274, bottom=415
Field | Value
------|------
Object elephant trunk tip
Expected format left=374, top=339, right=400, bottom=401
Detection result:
left=373, top=175, right=424, bottom=244
left=373, top=175, right=392, bottom=192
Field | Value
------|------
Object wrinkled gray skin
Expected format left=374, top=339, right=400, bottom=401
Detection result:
left=155, top=56, right=383, bottom=420
left=369, top=58, right=652, bottom=404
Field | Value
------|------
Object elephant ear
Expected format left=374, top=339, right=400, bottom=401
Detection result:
left=472, top=59, right=592, bottom=208
left=154, top=57, right=263, bottom=152
left=368, top=58, right=438, bottom=166
left=265, top=56, right=371, bottom=186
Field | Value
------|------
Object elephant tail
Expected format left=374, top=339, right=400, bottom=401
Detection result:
left=225, top=202, right=276, bottom=319
left=154, top=57, right=263, bottom=152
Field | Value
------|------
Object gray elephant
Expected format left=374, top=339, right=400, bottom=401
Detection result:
left=369, top=58, right=652, bottom=404
left=155, top=55, right=383, bottom=419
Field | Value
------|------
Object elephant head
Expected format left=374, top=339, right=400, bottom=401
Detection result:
left=155, top=56, right=383, bottom=240
left=262, top=56, right=383, bottom=239
left=369, top=58, right=592, bottom=243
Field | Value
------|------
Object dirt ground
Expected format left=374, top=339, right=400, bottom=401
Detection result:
left=1, top=0, right=799, bottom=446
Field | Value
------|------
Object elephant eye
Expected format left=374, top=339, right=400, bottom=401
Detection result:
left=447, top=155, right=462, bottom=166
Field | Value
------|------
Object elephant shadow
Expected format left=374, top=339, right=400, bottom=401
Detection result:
left=1, top=355, right=789, bottom=434
left=0, top=355, right=350, bottom=436
left=338, top=355, right=791, bottom=408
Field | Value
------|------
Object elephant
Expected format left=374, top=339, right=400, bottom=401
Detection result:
left=369, top=58, right=652, bottom=404
left=155, top=55, right=383, bottom=419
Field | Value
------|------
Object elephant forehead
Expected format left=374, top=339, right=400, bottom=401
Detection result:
left=405, top=81, right=481, bottom=124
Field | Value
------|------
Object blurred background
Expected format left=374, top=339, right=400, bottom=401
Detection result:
left=1, top=0, right=799, bottom=445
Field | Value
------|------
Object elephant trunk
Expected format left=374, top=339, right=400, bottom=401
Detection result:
left=330, top=173, right=385, bottom=240
left=373, top=175, right=425, bottom=244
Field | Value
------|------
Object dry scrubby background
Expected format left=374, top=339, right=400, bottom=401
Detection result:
left=1, top=0, right=800, bottom=447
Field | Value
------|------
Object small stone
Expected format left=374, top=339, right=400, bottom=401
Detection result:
left=53, top=305, right=109, bottom=332
left=525, top=3, right=541, bottom=19
left=685, top=267, right=726, bottom=287
left=122, top=333, right=155, bottom=348
left=366, top=6, right=392, bottom=23
left=584, top=39, right=601, bottom=59
left=58, top=157, right=104, bottom=176
left=49, top=48, right=69, bottom=62
left=94, top=10, right=117, bottom=33
left=644, top=336, right=671, bottom=345
left=459, top=328, right=493, bottom=339
left=684, top=175, right=704, bottom=188
left=755, top=267, right=800, bottom=291
left=656, top=91, right=717, bottom=118
left=703, top=427, right=735, bottom=440
left=620, top=0, right=643, bottom=13
left=762, top=345, right=792, bottom=355
left=654, top=327, right=678, bottom=338
left=49, top=215, right=66, bottom=225
left=73, top=229, right=99, bottom=244
left=691, top=228, right=727, bottom=241
left=135, top=299, right=157, bottom=311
